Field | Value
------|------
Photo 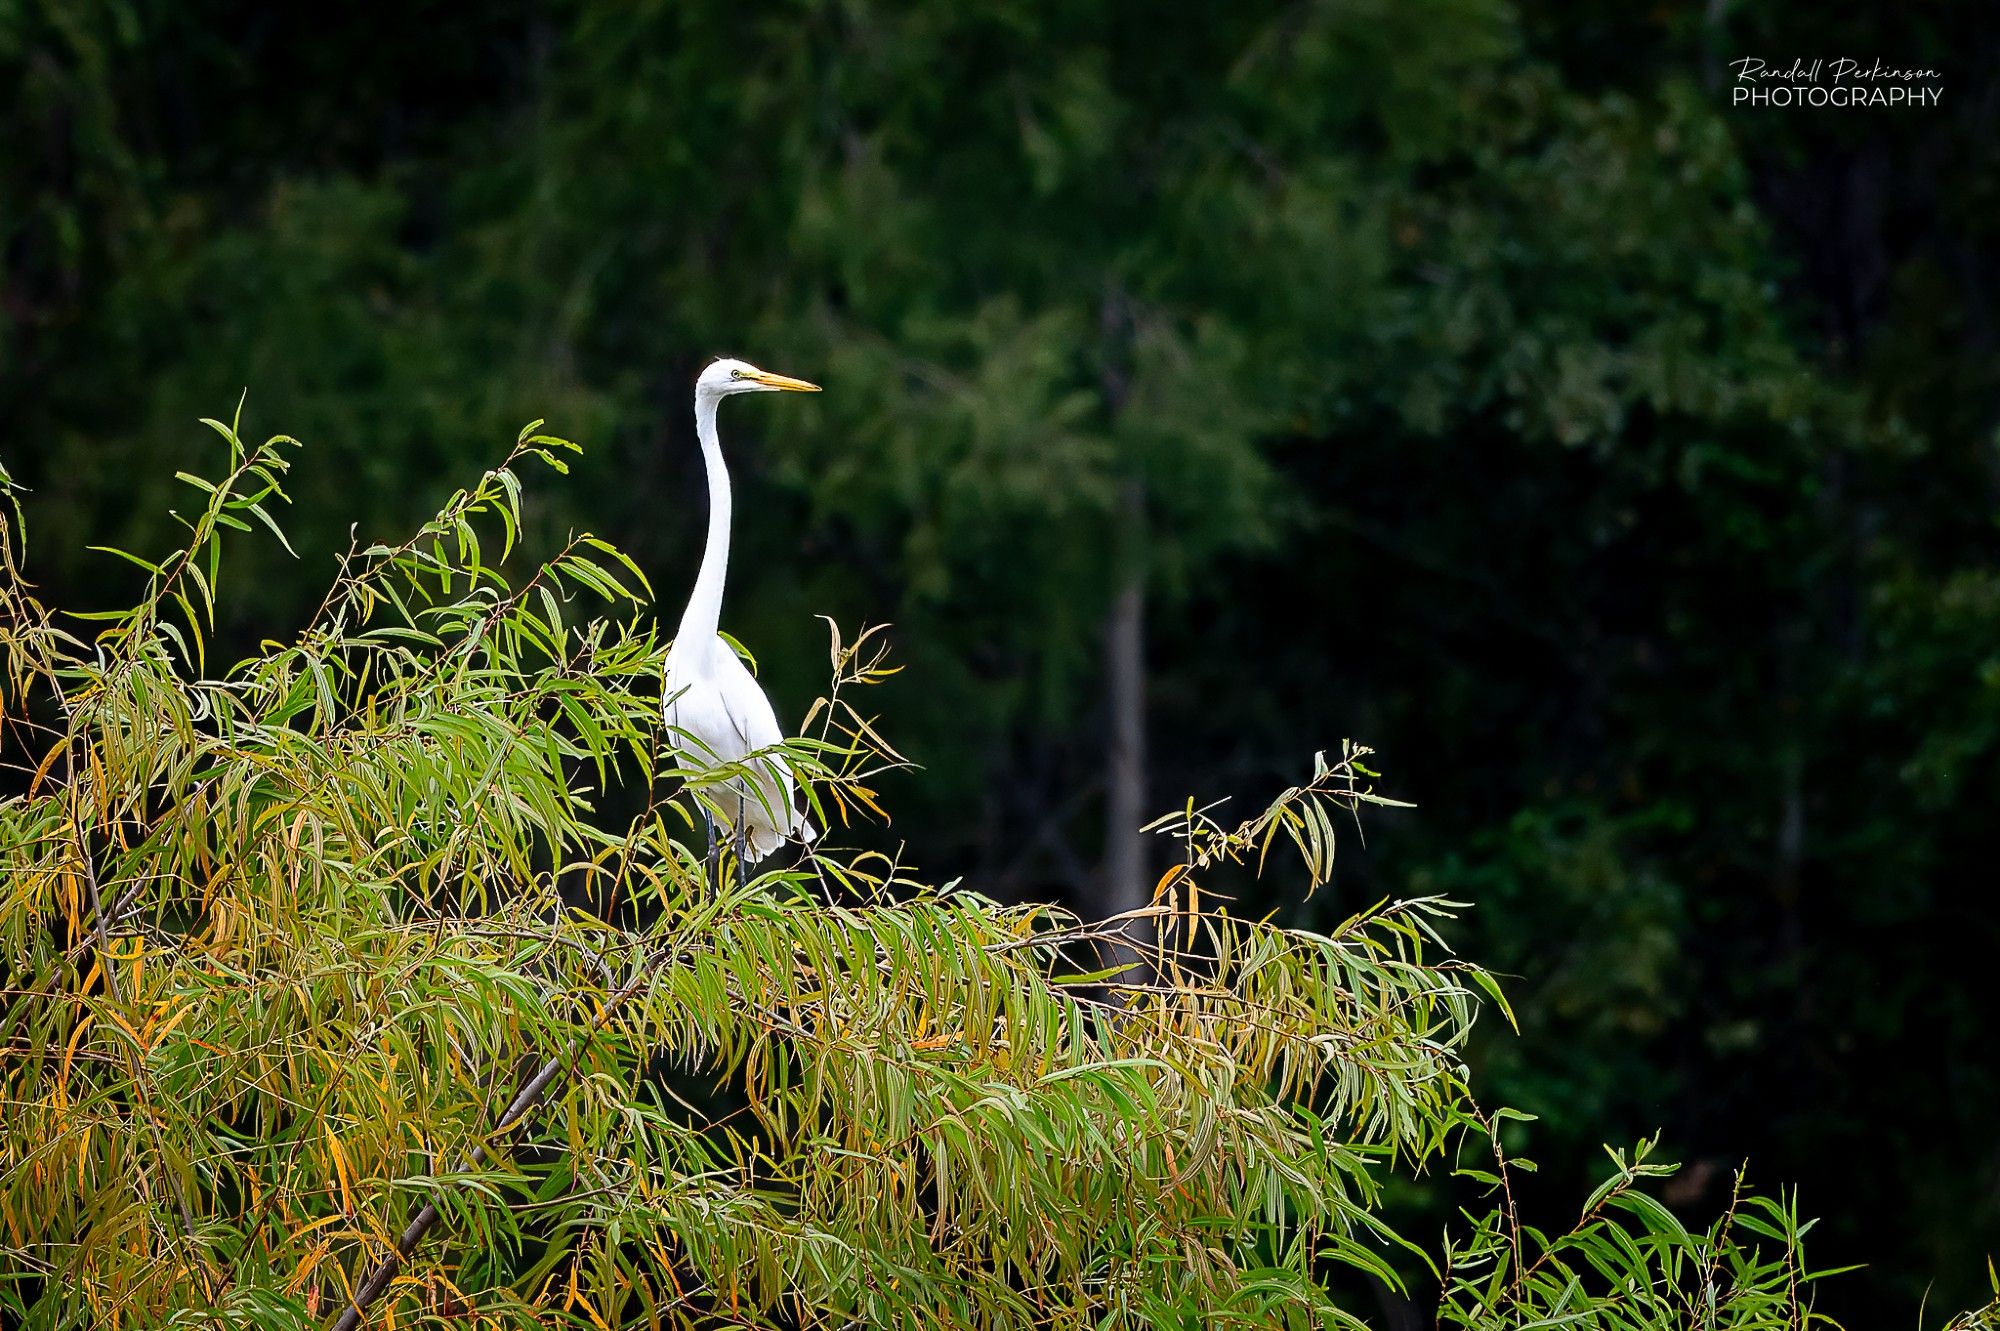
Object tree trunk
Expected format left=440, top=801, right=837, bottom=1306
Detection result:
left=1103, top=480, right=1150, bottom=946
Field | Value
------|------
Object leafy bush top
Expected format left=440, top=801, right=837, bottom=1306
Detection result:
left=0, top=419, right=1897, bottom=1328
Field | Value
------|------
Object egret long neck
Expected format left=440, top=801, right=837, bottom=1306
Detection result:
left=676, top=394, right=731, bottom=648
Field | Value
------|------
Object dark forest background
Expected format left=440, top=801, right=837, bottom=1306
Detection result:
left=4, top=1, right=1997, bottom=1323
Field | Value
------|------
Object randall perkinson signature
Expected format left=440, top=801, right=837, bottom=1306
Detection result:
left=1730, top=57, right=1943, bottom=107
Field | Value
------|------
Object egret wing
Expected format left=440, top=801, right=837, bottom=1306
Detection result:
left=664, top=637, right=812, bottom=861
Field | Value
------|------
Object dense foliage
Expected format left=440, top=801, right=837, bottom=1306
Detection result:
left=1, top=436, right=1894, bottom=1328
left=5, top=1, right=1996, bottom=1323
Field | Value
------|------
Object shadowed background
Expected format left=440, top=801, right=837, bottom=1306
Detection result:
left=5, top=1, right=1996, bottom=1322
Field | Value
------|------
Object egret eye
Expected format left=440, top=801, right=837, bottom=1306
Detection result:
left=730, top=369, right=744, bottom=380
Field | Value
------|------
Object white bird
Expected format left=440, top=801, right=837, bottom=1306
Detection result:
left=663, top=357, right=821, bottom=866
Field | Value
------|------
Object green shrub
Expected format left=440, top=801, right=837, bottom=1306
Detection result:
left=0, top=419, right=1923, bottom=1328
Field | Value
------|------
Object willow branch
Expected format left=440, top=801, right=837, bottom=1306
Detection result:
left=326, top=943, right=677, bottom=1331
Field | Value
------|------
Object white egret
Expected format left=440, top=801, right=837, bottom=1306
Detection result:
left=663, top=357, right=821, bottom=866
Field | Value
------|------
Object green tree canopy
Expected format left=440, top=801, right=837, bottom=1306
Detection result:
left=6, top=2, right=1998, bottom=1321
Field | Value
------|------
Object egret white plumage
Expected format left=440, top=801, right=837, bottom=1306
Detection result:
left=663, top=357, right=820, bottom=865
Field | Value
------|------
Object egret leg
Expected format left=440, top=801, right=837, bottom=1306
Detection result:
left=733, top=794, right=749, bottom=890
left=701, top=809, right=720, bottom=893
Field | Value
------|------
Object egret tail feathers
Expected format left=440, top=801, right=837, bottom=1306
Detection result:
left=740, top=808, right=817, bottom=865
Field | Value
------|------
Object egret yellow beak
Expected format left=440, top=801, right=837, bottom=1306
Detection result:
left=745, top=369, right=821, bottom=392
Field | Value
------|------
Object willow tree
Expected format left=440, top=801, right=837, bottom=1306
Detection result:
left=1, top=422, right=1845, bottom=1328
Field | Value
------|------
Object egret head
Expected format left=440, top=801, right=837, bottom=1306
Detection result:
left=696, top=357, right=821, bottom=400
